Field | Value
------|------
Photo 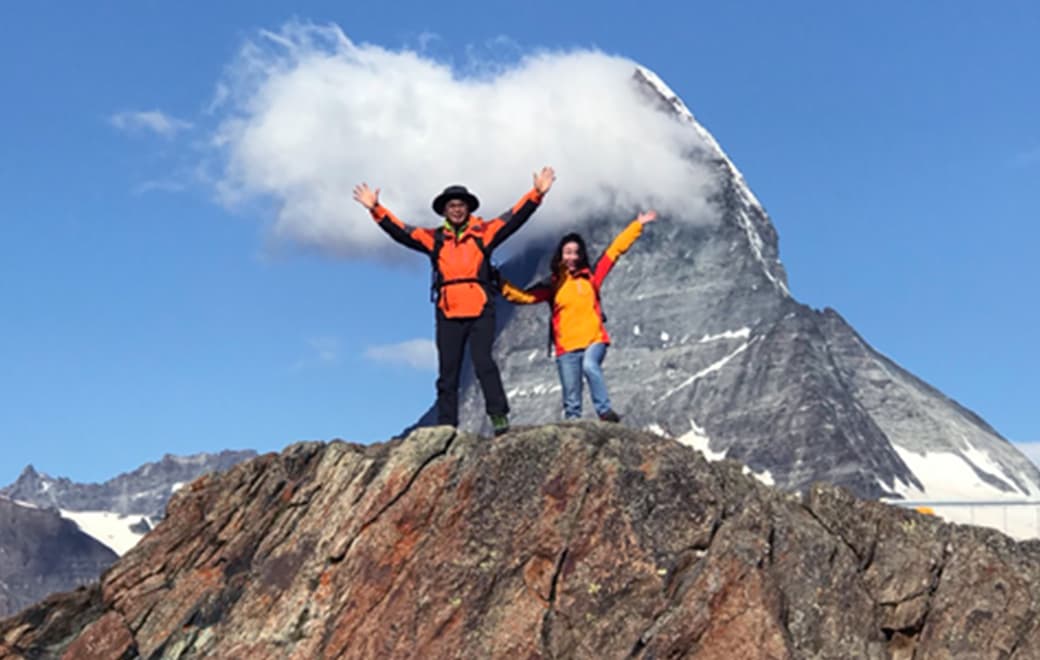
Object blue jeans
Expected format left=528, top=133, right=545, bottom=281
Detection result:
left=556, top=342, right=612, bottom=419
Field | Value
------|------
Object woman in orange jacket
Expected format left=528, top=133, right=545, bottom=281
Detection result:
left=502, top=210, right=657, bottom=421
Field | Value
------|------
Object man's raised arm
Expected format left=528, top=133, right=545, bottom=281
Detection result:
left=353, top=183, right=435, bottom=254
left=484, top=166, right=556, bottom=250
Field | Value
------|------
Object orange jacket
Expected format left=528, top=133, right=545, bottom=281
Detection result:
left=501, top=219, right=643, bottom=355
left=371, top=188, right=544, bottom=318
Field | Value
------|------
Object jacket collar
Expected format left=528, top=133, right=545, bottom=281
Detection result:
left=556, top=265, right=592, bottom=282
left=442, top=216, right=484, bottom=240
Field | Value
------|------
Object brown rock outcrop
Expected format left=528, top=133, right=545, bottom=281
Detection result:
left=2, top=423, right=1039, bottom=658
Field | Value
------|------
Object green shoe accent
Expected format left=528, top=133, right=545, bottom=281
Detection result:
left=490, top=414, right=510, bottom=436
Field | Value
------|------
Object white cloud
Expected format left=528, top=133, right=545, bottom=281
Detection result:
left=364, top=339, right=437, bottom=371
left=1015, top=442, right=1040, bottom=468
left=209, top=22, right=719, bottom=260
left=110, top=110, right=193, bottom=138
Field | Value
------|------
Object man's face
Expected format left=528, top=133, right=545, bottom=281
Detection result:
left=444, top=199, right=470, bottom=225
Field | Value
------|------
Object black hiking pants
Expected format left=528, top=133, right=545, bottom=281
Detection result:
left=435, top=309, right=508, bottom=426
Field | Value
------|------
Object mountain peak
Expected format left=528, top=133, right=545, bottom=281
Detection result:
left=8, top=464, right=60, bottom=496
left=15, top=464, right=43, bottom=482
left=4, top=425, right=1040, bottom=657
left=451, top=66, right=1037, bottom=505
left=633, top=65, right=790, bottom=297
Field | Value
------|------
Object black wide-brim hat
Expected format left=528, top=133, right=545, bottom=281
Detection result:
left=432, top=185, right=480, bottom=215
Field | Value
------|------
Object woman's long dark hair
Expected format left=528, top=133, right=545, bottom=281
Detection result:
left=550, top=232, right=590, bottom=278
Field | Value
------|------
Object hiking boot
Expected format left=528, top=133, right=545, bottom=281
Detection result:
left=490, top=414, right=510, bottom=436
left=599, top=410, right=621, bottom=423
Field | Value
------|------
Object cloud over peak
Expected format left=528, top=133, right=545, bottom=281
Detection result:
left=209, top=23, right=719, bottom=260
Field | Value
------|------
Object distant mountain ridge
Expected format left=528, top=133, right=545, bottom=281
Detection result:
left=1, top=449, right=257, bottom=522
left=0, top=449, right=256, bottom=618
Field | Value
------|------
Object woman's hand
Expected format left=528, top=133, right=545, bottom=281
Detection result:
left=637, top=210, right=658, bottom=225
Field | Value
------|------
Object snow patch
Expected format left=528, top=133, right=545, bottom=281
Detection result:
left=754, top=469, right=775, bottom=486
left=660, top=331, right=669, bottom=342
left=60, top=509, right=146, bottom=556
left=633, top=324, right=641, bottom=336
left=891, top=446, right=1027, bottom=501
left=677, top=419, right=726, bottom=461
left=742, top=466, right=775, bottom=486
left=698, top=328, right=751, bottom=343
left=527, top=350, right=540, bottom=362
left=171, top=482, right=185, bottom=494
left=876, top=478, right=897, bottom=496
left=506, top=382, right=562, bottom=398
left=645, top=423, right=667, bottom=437
left=962, top=445, right=1030, bottom=495
left=736, top=209, right=790, bottom=296
left=655, top=340, right=753, bottom=404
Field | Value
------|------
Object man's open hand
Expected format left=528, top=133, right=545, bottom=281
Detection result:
left=352, top=183, right=380, bottom=210
left=533, top=166, right=556, bottom=195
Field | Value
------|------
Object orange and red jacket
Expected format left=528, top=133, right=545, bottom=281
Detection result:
left=370, top=188, right=544, bottom=318
left=501, top=219, right=644, bottom=355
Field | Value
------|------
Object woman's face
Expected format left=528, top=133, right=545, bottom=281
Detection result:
left=561, top=241, right=582, bottom=273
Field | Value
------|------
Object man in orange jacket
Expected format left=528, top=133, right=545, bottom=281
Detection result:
left=353, top=167, right=556, bottom=435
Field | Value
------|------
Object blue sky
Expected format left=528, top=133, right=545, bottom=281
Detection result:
left=2, top=2, right=1038, bottom=484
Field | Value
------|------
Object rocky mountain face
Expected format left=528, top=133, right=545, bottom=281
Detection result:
left=0, top=499, right=116, bottom=619
left=453, top=67, right=1040, bottom=504
left=3, top=424, right=1040, bottom=659
left=1, top=450, right=257, bottom=522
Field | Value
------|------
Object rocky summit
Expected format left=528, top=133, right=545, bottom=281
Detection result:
left=3, top=423, right=1040, bottom=659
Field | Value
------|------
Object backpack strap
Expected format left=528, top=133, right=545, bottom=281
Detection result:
left=429, top=231, right=444, bottom=303
left=545, top=275, right=558, bottom=358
